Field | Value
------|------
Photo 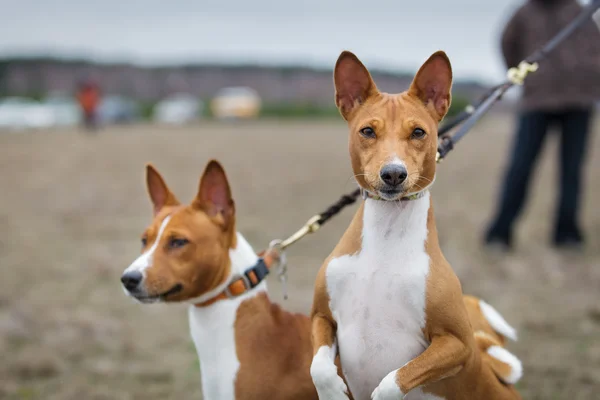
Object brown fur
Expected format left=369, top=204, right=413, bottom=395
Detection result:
left=413, top=202, right=521, bottom=399
left=234, top=292, right=317, bottom=399
left=311, top=51, right=522, bottom=399
left=465, top=296, right=521, bottom=384
left=463, top=295, right=507, bottom=347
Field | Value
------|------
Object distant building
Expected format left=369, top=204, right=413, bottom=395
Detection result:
left=0, top=58, right=491, bottom=107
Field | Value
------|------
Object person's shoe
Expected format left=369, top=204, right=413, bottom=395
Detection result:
left=553, top=236, right=584, bottom=252
left=483, top=232, right=513, bottom=253
left=553, top=228, right=584, bottom=250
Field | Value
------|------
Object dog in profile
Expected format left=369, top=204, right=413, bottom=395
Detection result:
left=121, top=161, right=326, bottom=400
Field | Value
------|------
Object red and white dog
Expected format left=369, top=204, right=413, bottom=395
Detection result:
left=121, top=161, right=322, bottom=400
left=309, top=51, right=523, bottom=400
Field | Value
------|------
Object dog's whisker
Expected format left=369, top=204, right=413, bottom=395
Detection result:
left=347, top=173, right=379, bottom=191
left=412, top=183, right=426, bottom=192
left=408, top=173, right=434, bottom=184
left=416, top=176, right=433, bottom=184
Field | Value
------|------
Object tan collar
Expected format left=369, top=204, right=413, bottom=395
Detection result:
left=195, top=250, right=276, bottom=307
left=361, top=189, right=429, bottom=202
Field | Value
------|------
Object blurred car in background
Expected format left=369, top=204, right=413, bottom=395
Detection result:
left=0, top=97, right=56, bottom=131
left=42, top=93, right=82, bottom=127
left=210, top=87, right=261, bottom=120
left=97, top=95, right=141, bottom=125
left=153, top=93, right=203, bottom=125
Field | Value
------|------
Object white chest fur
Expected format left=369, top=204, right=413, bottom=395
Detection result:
left=326, top=193, right=436, bottom=400
left=187, top=233, right=267, bottom=400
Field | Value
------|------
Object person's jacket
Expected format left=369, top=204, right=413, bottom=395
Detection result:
left=501, top=0, right=600, bottom=111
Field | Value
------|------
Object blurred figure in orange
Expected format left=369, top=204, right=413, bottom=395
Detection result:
left=76, top=80, right=100, bottom=131
left=484, top=0, right=600, bottom=251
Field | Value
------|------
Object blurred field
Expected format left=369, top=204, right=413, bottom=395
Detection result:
left=0, top=115, right=599, bottom=400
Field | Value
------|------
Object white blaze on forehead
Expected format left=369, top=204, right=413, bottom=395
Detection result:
left=124, top=215, right=172, bottom=277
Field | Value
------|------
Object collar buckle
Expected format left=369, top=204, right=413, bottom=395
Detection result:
left=245, top=258, right=269, bottom=287
left=224, top=274, right=251, bottom=299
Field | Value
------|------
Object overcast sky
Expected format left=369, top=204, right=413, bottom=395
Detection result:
left=0, top=0, right=597, bottom=83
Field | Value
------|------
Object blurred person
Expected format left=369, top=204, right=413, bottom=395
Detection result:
left=76, top=80, right=100, bottom=131
left=484, top=0, right=600, bottom=251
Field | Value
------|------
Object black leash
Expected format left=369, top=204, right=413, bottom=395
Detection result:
left=316, top=189, right=362, bottom=226
left=437, top=0, right=600, bottom=160
left=280, top=0, right=600, bottom=244
left=276, top=188, right=361, bottom=250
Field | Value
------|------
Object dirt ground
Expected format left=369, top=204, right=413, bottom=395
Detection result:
left=0, top=114, right=599, bottom=400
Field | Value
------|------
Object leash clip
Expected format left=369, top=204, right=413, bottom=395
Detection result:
left=268, top=239, right=289, bottom=300
left=280, top=215, right=321, bottom=250
left=507, top=61, right=539, bottom=85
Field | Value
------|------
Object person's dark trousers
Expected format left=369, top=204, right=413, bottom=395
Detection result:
left=83, top=110, right=98, bottom=132
left=485, top=107, right=592, bottom=247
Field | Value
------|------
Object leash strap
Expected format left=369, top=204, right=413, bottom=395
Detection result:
left=437, top=0, right=600, bottom=161
left=277, top=190, right=361, bottom=251
left=316, top=189, right=362, bottom=226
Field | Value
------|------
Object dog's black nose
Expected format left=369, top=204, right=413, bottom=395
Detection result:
left=380, top=164, right=408, bottom=186
left=121, top=271, right=143, bottom=291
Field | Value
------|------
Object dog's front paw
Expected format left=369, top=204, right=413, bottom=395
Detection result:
left=371, top=370, right=405, bottom=400
left=310, top=347, right=349, bottom=400
left=313, top=374, right=349, bottom=400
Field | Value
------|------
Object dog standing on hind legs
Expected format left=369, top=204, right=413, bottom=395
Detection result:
left=309, top=51, right=523, bottom=400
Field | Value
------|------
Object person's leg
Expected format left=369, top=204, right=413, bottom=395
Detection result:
left=485, top=110, right=550, bottom=248
left=89, top=110, right=98, bottom=131
left=554, top=108, right=592, bottom=247
left=82, top=111, right=92, bottom=130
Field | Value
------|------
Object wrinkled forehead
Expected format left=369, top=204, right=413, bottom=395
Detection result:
left=143, top=205, right=219, bottom=240
left=144, top=206, right=182, bottom=236
left=351, top=92, right=437, bottom=131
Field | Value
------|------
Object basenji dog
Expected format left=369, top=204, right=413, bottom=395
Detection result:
left=309, top=51, right=523, bottom=400
left=120, top=161, right=322, bottom=400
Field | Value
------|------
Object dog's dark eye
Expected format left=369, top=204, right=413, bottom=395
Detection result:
left=169, top=238, right=189, bottom=249
left=411, top=128, right=426, bottom=139
left=359, top=127, right=376, bottom=139
left=141, top=236, right=148, bottom=248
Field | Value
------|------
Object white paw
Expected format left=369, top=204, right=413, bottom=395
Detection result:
left=313, top=374, right=349, bottom=400
left=371, top=370, right=405, bottom=400
left=311, top=347, right=349, bottom=400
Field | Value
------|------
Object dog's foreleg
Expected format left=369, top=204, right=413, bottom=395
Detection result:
left=310, top=265, right=349, bottom=400
left=372, top=334, right=468, bottom=399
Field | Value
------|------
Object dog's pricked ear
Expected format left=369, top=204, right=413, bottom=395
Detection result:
left=409, top=51, right=453, bottom=121
left=193, top=160, right=235, bottom=229
left=146, top=164, right=180, bottom=215
left=334, top=51, right=378, bottom=119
